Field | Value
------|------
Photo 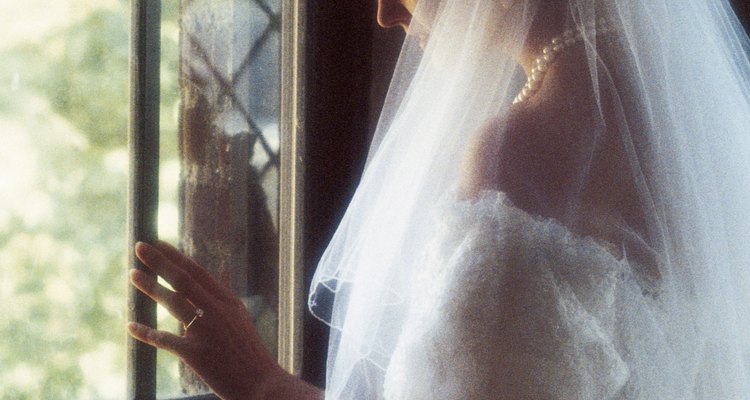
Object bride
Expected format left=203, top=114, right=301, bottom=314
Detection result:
left=129, top=0, right=750, bottom=398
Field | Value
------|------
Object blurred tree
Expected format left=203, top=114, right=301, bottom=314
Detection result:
left=0, top=0, right=180, bottom=398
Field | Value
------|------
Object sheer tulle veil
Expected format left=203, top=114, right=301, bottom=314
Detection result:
left=309, top=0, right=750, bottom=398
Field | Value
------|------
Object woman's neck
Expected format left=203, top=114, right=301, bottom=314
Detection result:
left=517, top=3, right=570, bottom=75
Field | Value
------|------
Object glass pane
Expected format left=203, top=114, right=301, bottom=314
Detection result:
left=157, top=0, right=282, bottom=396
left=0, top=1, right=130, bottom=398
left=157, top=0, right=183, bottom=396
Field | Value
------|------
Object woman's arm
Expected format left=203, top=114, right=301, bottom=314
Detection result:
left=128, top=241, right=324, bottom=400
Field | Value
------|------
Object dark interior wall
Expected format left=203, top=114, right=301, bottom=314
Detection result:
left=733, top=0, right=750, bottom=31
left=302, top=1, right=405, bottom=387
left=302, top=1, right=382, bottom=387
left=369, top=28, right=407, bottom=136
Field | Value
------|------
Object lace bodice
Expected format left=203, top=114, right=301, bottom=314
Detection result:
left=382, top=191, right=671, bottom=399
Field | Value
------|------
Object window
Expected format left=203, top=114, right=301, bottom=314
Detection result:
left=0, top=0, right=300, bottom=398
left=127, top=1, right=410, bottom=395
left=1, top=0, right=404, bottom=398
left=129, top=0, right=303, bottom=398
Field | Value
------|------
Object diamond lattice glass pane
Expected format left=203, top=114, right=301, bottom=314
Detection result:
left=156, top=0, right=281, bottom=397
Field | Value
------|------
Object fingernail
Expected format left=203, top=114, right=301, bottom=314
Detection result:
left=129, top=269, right=141, bottom=281
left=135, top=242, right=155, bottom=261
left=127, top=322, right=143, bottom=333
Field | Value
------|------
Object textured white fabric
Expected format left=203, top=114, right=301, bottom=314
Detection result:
left=383, top=191, right=658, bottom=399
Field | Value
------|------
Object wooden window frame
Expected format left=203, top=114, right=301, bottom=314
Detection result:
left=126, top=0, right=410, bottom=396
left=127, top=1, right=161, bottom=398
left=127, top=0, right=305, bottom=398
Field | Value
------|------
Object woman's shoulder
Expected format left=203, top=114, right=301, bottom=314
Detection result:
left=458, top=103, right=542, bottom=200
left=386, top=188, right=634, bottom=400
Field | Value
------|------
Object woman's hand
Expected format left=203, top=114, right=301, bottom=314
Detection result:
left=128, top=241, right=322, bottom=400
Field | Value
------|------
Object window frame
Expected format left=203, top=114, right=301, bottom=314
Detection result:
left=127, top=0, right=305, bottom=398
left=277, top=0, right=306, bottom=378
left=127, top=0, right=161, bottom=398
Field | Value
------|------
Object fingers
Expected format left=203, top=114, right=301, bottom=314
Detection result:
left=135, top=242, right=214, bottom=309
left=152, top=240, right=235, bottom=301
left=130, top=269, right=197, bottom=324
left=128, top=322, right=187, bottom=354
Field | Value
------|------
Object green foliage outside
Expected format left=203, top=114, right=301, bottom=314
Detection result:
left=0, top=0, right=184, bottom=398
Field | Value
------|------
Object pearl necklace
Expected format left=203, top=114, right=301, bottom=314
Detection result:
left=513, top=21, right=614, bottom=104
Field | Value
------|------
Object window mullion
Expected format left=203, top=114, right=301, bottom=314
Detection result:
left=278, top=0, right=306, bottom=377
left=127, top=1, right=162, bottom=399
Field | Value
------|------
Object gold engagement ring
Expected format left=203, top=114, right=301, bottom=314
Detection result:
left=184, top=308, right=204, bottom=332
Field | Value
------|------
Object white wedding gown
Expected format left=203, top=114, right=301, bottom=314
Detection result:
left=382, top=191, right=719, bottom=399
left=312, top=2, right=750, bottom=398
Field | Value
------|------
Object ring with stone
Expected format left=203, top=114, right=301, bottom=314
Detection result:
left=184, top=308, right=204, bottom=332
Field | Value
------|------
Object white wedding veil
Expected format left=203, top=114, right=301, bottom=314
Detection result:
left=309, top=0, right=750, bottom=398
